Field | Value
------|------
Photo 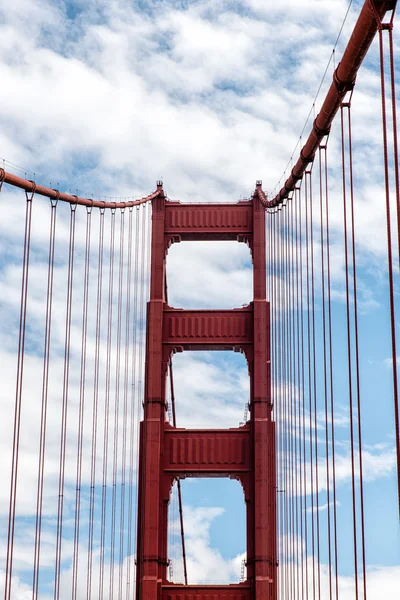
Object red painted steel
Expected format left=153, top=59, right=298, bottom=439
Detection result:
left=164, top=425, right=251, bottom=475
left=268, top=0, right=396, bottom=207
left=0, top=168, right=162, bottom=209
left=165, top=201, right=253, bottom=241
left=163, top=307, right=253, bottom=351
left=136, top=183, right=276, bottom=599
left=162, top=583, right=251, bottom=599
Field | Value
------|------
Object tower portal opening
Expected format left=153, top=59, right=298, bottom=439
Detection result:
left=166, top=350, right=250, bottom=429
left=167, top=477, right=246, bottom=585
left=166, top=240, right=252, bottom=309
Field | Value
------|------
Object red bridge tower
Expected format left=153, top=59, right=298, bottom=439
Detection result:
left=136, top=183, right=277, bottom=599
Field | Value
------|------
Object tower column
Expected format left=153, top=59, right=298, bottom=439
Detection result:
left=136, top=188, right=276, bottom=600
left=136, top=191, right=167, bottom=599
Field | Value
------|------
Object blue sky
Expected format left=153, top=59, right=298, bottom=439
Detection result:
left=0, top=0, right=400, bottom=598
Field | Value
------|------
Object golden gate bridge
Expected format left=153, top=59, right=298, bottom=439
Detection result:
left=0, top=0, right=399, bottom=598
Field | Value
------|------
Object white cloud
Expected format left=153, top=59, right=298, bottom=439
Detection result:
left=169, top=504, right=244, bottom=585
left=279, top=442, right=398, bottom=497
left=169, top=351, right=249, bottom=428
left=273, top=559, right=400, bottom=600
left=383, top=356, right=400, bottom=368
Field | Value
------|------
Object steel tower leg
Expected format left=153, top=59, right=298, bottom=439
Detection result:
left=136, top=184, right=277, bottom=599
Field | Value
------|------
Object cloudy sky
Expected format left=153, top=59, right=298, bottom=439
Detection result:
left=1, top=0, right=400, bottom=598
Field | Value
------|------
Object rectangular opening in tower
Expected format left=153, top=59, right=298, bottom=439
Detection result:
left=167, top=478, right=246, bottom=586
left=166, top=350, right=250, bottom=429
left=166, top=241, right=252, bottom=309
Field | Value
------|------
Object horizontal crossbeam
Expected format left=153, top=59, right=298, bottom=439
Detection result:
left=163, top=306, right=253, bottom=351
left=165, top=200, right=253, bottom=241
left=164, top=425, right=251, bottom=475
left=162, top=583, right=251, bottom=599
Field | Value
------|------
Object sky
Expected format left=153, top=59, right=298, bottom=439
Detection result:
left=0, top=0, right=400, bottom=598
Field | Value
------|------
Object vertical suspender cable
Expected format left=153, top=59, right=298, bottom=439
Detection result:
left=284, top=205, right=290, bottom=600
left=130, top=207, right=142, bottom=598
left=270, top=209, right=280, bottom=599
left=99, top=208, right=116, bottom=600
left=279, top=204, right=283, bottom=600
left=288, top=196, right=294, bottom=599
left=137, top=203, right=151, bottom=590
left=119, top=207, right=134, bottom=600
left=287, top=198, right=293, bottom=598
left=291, top=194, right=300, bottom=600
left=289, top=199, right=296, bottom=600
left=275, top=207, right=282, bottom=600
left=87, top=208, right=105, bottom=600
left=318, top=144, right=333, bottom=600
left=340, top=102, right=360, bottom=600
left=72, top=206, right=92, bottom=600
left=387, top=10, right=400, bottom=525
left=294, top=187, right=304, bottom=600
left=299, top=183, right=309, bottom=600
left=347, top=102, right=368, bottom=600
left=290, top=196, right=298, bottom=599
left=288, top=197, right=297, bottom=598
left=282, top=205, right=288, bottom=599
left=110, top=209, right=125, bottom=599
left=54, top=202, right=76, bottom=600
left=32, top=197, right=57, bottom=600
left=323, top=146, right=340, bottom=600
left=4, top=188, right=34, bottom=600
left=309, top=165, right=322, bottom=600
left=378, top=15, right=400, bottom=522
left=305, top=171, right=316, bottom=600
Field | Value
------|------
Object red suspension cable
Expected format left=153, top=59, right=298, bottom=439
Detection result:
left=0, top=168, right=162, bottom=209
left=256, top=0, right=397, bottom=209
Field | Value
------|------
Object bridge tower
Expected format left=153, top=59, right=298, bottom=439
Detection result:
left=136, top=183, right=277, bottom=600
